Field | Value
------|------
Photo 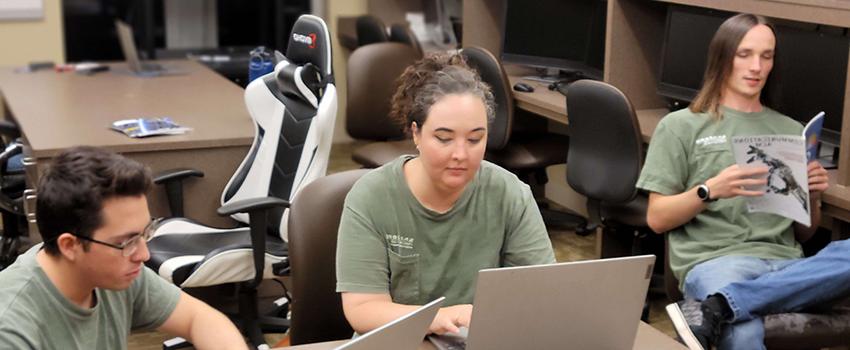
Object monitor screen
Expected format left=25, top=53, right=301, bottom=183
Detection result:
left=657, top=5, right=731, bottom=102
left=500, top=0, right=607, bottom=78
left=769, top=24, right=848, bottom=145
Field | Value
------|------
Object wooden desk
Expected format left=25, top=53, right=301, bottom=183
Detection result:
left=507, top=74, right=667, bottom=144
left=276, top=322, right=687, bottom=349
left=0, top=60, right=255, bottom=232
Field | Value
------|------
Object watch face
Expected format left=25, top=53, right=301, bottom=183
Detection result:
left=697, top=185, right=709, bottom=200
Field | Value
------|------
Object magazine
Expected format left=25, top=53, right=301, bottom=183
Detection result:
left=804, top=112, right=825, bottom=162
left=111, top=117, right=191, bottom=138
left=729, top=111, right=825, bottom=227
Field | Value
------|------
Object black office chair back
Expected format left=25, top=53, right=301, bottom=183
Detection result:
left=287, top=169, right=369, bottom=345
left=222, top=14, right=335, bottom=239
left=460, top=46, right=513, bottom=151
left=346, top=42, right=419, bottom=141
left=356, top=15, right=388, bottom=47
left=565, top=80, right=643, bottom=203
left=389, top=24, right=423, bottom=58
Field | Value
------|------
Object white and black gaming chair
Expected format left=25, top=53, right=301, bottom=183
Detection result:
left=144, top=14, right=335, bottom=350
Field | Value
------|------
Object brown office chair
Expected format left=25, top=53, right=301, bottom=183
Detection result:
left=346, top=42, right=421, bottom=168
left=460, top=46, right=587, bottom=231
left=355, top=15, right=388, bottom=47
left=389, top=23, right=423, bottom=57
left=663, top=235, right=850, bottom=350
left=287, top=169, right=369, bottom=345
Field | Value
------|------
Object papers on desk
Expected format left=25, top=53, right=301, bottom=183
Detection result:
left=111, top=117, right=191, bottom=138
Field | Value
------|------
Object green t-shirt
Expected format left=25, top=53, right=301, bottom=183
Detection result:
left=0, top=245, right=181, bottom=349
left=336, top=156, right=556, bottom=306
left=636, top=106, right=805, bottom=288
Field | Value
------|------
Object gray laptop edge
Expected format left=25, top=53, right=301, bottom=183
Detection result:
left=430, top=255, right=656, bottom=350
left=115, top=20, right=185, bottom=77
left=336, top=296, right=445, bottom=350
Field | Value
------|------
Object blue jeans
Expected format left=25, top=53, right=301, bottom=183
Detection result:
left=683, top=239, right=850, bottom=350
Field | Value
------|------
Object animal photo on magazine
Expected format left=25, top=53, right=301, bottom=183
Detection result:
left=731, top=135, right=810, bottom=226
left=729, top=112, right=824, bottom=227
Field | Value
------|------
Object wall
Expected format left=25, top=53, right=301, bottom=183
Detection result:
left=0, top=0, right=65, bottom=67
left=326, top=0, right=368, bottom=144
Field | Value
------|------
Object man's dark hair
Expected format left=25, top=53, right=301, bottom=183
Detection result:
left=37, top=146, right=151, bottom=255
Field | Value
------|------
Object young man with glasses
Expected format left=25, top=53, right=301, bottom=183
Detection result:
left=0, top=147, right=247, bottom=349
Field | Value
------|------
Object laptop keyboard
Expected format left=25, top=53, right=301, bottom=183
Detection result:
left=429, top=328, right=469, bottom=350
left=429, top=335, right=466, bottom=350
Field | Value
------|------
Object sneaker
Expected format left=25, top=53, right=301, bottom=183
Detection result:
left=666, top=299, right=723, bottom=350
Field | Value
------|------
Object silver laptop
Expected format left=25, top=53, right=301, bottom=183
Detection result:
left=115, top=20, right=185, bottom=77
left=336, top=296, right=445, bottom=350
left=429, top=255, right=655, bottom=350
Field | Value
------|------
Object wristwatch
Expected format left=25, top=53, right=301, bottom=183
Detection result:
left=696, top=184, right=716, bottom=202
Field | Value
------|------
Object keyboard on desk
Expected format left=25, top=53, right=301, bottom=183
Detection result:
left=140, top=62, right=164, bottom=72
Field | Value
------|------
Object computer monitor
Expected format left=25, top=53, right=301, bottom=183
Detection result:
left=500, top=0, right=607, bottom=80
left=657, top=5, right=731, bottom=102
left=769, top=24, right=848, bottom=146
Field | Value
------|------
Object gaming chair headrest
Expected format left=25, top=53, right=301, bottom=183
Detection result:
left=274, top=61, right=323, bottom=108
left=285, top=14, right=333, bottom=79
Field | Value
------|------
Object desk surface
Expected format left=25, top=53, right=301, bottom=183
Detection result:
left=276, top=322, right=686, bottom=350
left=0, top=60, right=255, bottom=227
left=507, top=74, right=666, bottom=144
left=0, top=60, right=254, bottom=158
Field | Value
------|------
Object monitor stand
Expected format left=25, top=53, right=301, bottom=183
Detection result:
left=522, top=68, right=590, bottom=84
left=818, top=142, right=839, bottom=170
left=521, top=67, right=562, bottom=83
left=521, top=68, right=595, bottom=96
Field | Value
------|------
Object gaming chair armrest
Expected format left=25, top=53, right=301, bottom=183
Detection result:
left=217, top=197, right=290, bottom=287
left=216, top=197, right=290, bottom=216
left=0, top=120, right=20, bottom=139
left=0, top=142, right=22, bottom=168
left=153, top=168, right=205, bottom=217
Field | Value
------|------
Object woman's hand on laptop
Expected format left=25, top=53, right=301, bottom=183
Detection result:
left=430, top=304, right=473, bottom=335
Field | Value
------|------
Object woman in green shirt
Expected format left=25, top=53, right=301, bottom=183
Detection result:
left=336, top=53, right=556, bottom=335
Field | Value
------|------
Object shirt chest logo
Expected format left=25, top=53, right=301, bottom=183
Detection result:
left=695, top=135, right=727, bottom=147
left=386, top=234, right=415, bottom=250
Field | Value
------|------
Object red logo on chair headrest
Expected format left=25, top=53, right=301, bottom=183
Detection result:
left=292, top=32, right=317, bottom=49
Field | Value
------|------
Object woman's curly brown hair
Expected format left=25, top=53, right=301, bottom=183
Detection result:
left=389, top=52, right=495, bottom=133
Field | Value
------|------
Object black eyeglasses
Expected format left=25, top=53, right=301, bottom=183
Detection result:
left=68, top=218, right=160, bottom=257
